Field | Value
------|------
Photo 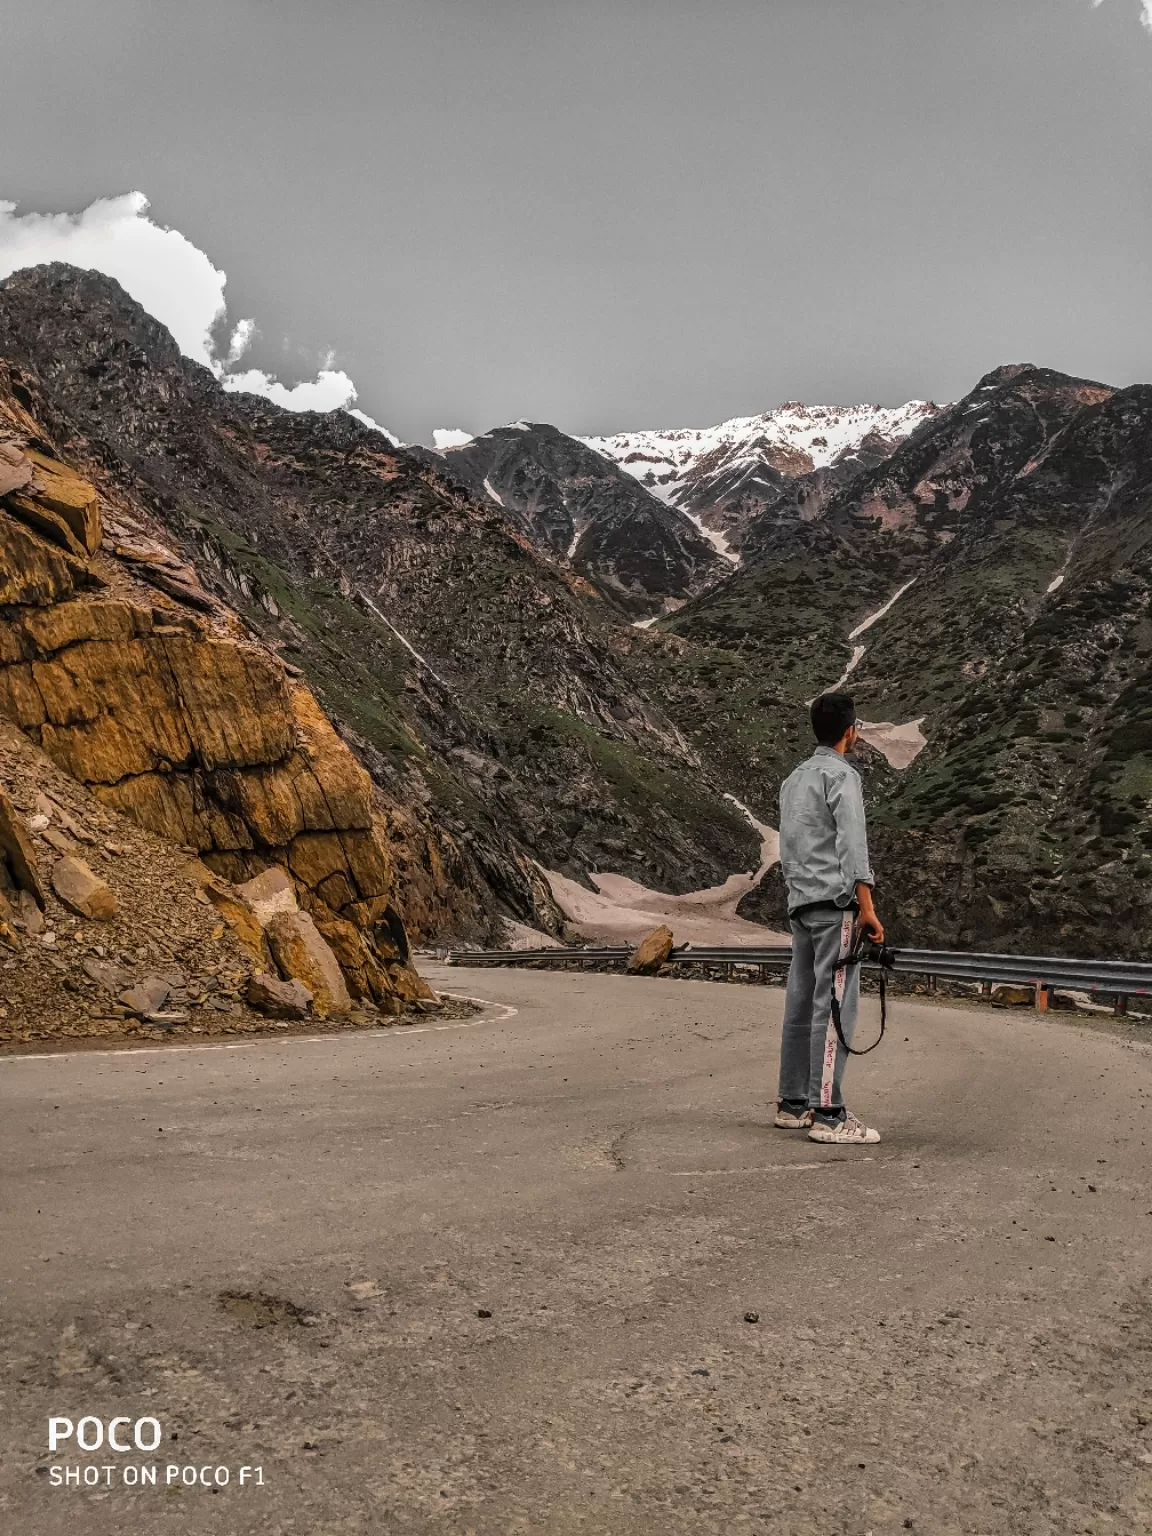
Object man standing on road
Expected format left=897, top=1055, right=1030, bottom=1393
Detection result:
left=774, top=692, right=883, bottom=1145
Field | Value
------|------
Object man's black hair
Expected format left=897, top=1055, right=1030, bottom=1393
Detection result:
left=810, top=692, right=856, bottom=746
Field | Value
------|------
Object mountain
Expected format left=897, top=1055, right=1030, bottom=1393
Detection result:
left=7, top=263, right=1150, bottom=960
left=643, top=363, right=1152, bottom=957
left=406, top=421, right=729, bottom=620
left=0, top=265, right=760, bottom=935
left=583, top=400, right=941, bottom=556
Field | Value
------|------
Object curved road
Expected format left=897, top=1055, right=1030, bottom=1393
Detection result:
left=2, top=965, right=1151, bottom=1535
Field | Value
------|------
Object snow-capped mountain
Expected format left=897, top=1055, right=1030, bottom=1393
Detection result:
left=404, top=421, right=729, bottom=621
left=581, top=400, right=942, bottom=554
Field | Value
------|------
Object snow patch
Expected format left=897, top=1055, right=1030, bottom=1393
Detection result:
left=482, top=476, right=504, bottom=507
left=582, top=400, right=940, bottom=512
left=815, top=577, right=927, bottom=767
left=542, top=793, right=784, bottom=946
left=856, top=718, right=927, bottom=771
left=357, top=590, right=452, bottom=692
left=684, top=510, right=737, bottom=562
left=1047, top=572, right=1065, bottom=594
left=849, top=578, right=917, bottom=639
left=433, top=428, right=475, bottom=450
left=832, top=644, right=866, bottom=692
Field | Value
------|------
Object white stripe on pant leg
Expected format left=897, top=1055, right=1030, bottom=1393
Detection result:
left=820, top=909, right=856, bottom=1109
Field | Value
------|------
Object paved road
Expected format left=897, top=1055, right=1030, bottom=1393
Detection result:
left=2, top=966, right=1151, bottom=1536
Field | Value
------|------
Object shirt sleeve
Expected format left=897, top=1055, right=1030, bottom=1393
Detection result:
left=826, top=768, right=873, bottom=898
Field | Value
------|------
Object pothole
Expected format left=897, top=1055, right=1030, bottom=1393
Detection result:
left=217, top=1289, right=319, bottom=1329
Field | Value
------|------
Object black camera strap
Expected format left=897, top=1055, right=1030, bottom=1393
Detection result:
left=829, top=945, right=888, bottom=1056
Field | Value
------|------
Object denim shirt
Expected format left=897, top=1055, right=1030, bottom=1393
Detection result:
left=778, top=746, right=874, bottom=914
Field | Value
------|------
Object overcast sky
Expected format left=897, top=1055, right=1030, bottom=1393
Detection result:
left=1, top=0, right=1150, bottom=442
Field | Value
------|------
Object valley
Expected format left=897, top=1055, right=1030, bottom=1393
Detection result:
left=3, top=260, right=1152, bottom=1044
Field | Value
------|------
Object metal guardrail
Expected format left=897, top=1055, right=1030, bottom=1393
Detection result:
left=446, top=942, right=1152, bottom=1005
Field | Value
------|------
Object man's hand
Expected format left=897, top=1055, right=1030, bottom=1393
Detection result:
left=856, top=883, right=884, bottom=944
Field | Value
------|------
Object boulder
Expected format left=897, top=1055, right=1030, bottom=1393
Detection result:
left=16, top=888, right=43, bottom=934
left=247, top=973, right=313, bottom=1020
left=202, top=882, right=273, bottom=967
left=0, top=785, right=45, bottom=906
left=235, top=866, right=298, bottom=926
left=264, top=910, right=351, bottom=1016
left=119, top=975, right=171, bottom=1016
left=7, top=450, right=101, bottom=555
left=50, top=856, right=116, bottom=920
left=308, top=900, right=433, bottom=1008
left=83, top=956, right=132, bottom=992
left=627, top=925, right=675, bottom=975
left=0, top=440, right=34, bottom=498
left=0, top=507, right=94, bottom=606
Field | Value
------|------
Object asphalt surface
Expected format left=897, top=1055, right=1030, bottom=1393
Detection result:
left=2, top=964, right=1151, bottom=1536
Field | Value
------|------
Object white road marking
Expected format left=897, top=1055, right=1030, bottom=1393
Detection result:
left=0, top=993, right=518, bottom=1063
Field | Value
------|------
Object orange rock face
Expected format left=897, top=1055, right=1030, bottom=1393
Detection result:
left=0, top=477, right=428, bottom=1008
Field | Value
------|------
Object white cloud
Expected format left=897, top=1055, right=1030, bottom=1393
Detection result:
left=225, top=316, right=256, bottom=366
left=221, top=366, right=359, bottom=412
left=0, top=192, right=226, bottom=366
left=0, top=192, right=395, bottom=425
left=432, top=428, right=474, bottom=450
left=1091, top=0, right=1152, bottom=35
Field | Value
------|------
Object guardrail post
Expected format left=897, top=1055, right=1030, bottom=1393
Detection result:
left=1116, top=993, right=1128, bottom=1017
left=1035, top=983, right=1048, bottom=1013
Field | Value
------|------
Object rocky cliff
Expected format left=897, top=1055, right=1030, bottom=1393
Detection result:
left=0, top=407, right=461, bottom=1037
left=0, top=265, right=760, bottom=924
left=407, top=421, right=729, bottom=619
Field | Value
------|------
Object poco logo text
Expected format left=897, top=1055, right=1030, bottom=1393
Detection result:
left=48, top=1417, right=162, bottom=1452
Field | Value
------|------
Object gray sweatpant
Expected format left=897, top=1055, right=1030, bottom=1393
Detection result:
left=777, top=905, right=859, bottom=1113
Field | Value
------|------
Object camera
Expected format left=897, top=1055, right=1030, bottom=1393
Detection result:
left=849, top=933, right=898, bottom=970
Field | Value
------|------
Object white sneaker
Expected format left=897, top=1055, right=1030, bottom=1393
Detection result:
left=808, top=1110, right=881, bottom=1145
left=773, top=1102, right=814, bottom=1129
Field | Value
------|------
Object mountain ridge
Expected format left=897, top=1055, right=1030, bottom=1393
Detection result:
left=0, top=263, right=761, bottom=933
left=405, top=420, right=729, bottom=620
